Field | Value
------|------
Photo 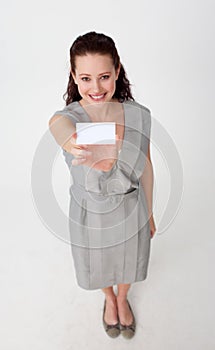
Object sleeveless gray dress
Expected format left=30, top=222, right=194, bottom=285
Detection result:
left=52, top=99, right=152, bottom=290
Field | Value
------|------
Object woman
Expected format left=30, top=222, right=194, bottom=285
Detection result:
left=49, top=31, right=156, bottom=339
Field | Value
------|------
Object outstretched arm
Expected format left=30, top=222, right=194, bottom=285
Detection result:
left=49, top=115, right=120, bottom=172
left=49, top=115, right=78, bottom=152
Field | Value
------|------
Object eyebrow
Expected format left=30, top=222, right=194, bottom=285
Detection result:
left=79, top=72, right=111, bottom=76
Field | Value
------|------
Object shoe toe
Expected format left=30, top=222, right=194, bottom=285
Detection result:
left=102, top=299, right=120, bottom=338
left=121, top=327, right=135, bottom=339
left=106, top=326, right=120, bottom=338
left=120, top=300, right=136, bottom=339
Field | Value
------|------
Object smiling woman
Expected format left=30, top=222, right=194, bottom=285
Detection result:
left=63, top=31, right=134, bottom=105
left=71, top=54, right=121, bottom=105
left=48, top=31, right=156, bottom=339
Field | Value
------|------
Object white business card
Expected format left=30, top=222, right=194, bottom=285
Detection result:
left=76, top=122, right=116, bottom=144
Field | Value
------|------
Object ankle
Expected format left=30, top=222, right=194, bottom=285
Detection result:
left=105, top=294, right=117, bottom=303
left=116, top=295, right=127, bottom=302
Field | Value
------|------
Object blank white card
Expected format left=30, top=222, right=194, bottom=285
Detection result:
left=76, top=122, right=116, bottom=145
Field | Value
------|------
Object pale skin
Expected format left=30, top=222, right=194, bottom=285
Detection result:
left=49, top=53, right=156, bottom=326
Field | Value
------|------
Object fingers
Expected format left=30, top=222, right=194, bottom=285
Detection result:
left=71, top=133, right=88, bottom=149
left=71, top=135, right=121, bottom=167
left=75, top=149, right=92, bottom=159
left=72, top=158, right=87, bottom=166
left=69, top=134, right=91, bottom=165
left=70, top=135, right=79, bottom=149
left=72, top=149, right=92, bottom=166
left=74, top=133, right=89, bottom=149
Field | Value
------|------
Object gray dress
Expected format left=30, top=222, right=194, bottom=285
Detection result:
left=52, top=99, right=152, bottom=290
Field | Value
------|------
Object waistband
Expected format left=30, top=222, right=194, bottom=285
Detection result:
left=69, top=183, right=140, bottom=211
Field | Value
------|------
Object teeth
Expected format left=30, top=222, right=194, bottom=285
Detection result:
left=90, top=94, right=105, bottom=99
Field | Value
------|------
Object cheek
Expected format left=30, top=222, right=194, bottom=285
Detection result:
left=105, top=79, right=116, bottom=90
left=78, top=82, right=89, bottom=93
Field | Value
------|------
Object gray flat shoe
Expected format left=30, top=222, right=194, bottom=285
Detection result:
left=119, top=299, right=136, bottom=339
left=102, top=299, right=120, bottom=338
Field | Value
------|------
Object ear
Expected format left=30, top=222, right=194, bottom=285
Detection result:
left=71, top=70, right=77, bottom=84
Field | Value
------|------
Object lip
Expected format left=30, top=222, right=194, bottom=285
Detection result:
left=89, top=93, right=107, bottom=100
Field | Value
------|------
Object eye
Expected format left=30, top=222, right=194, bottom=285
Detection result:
left=81, top=77, right=90, bottom=81
left=101, top=75, right=110, bottom=80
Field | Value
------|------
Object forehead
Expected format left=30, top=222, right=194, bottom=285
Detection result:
left=75, top=53, right=114, bottom=72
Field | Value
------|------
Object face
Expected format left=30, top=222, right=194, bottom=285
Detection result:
left=71, top=53, right=121, bottom=105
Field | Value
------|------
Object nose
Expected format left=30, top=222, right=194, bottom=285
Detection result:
left=92, top=79, right=101, bottom=93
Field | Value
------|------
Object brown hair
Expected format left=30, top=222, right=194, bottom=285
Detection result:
left=63, top=31, right=135, bottom=106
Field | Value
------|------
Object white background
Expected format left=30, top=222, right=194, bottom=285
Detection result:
left=1, top=0, right=215, bottom=348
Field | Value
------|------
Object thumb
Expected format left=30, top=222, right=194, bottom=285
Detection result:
left=72, top=132, right=88, bottom=150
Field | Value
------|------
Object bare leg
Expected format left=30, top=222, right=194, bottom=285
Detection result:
left=116, top=283, right=133, bottom=325
left=101, top=286, right=118, bottom=325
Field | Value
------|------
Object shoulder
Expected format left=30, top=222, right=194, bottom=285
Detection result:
left=125, top=100, right=151, bottom=127
left=129, top=100, right=151, bottom=113
left=125, top=99, right=151, bottom=114
left=52, top=101, right=78, bottom=116
left=125, top=100, right=151, bottom=137
left=50, top=101, right=80, bottom=124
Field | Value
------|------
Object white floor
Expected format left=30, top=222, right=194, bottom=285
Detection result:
left=0, top=182, right=214, bottom=350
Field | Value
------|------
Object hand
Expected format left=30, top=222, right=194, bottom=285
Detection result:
left=71, top=134, right=121, bottom=171
left=68, top=132, right=92, bottom=166
left=149, top=215, right=156, bottom=239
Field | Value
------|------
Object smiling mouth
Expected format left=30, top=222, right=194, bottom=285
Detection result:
left=89, top=93, right=107, bottom=100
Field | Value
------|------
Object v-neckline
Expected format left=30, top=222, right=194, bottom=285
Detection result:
left=74, top=100, right=128, bottom=163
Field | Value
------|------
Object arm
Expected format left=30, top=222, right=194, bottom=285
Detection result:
left=48, top=114, right=81, bottom=152
left=140, top=142, right=154, bottom=219
left=49, top=115, right=119, bottom=171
